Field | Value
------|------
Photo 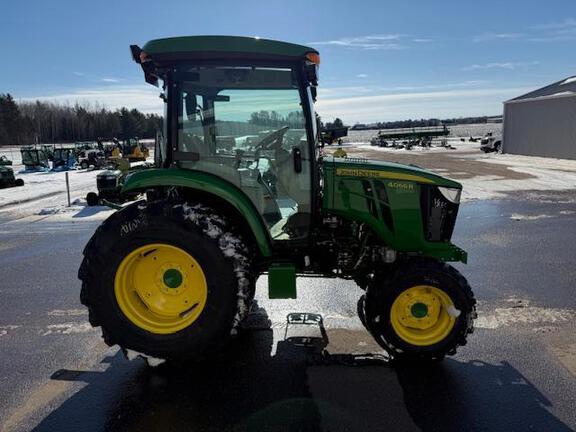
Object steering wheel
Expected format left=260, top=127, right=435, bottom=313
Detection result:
left=254, top=126, right=290, bottom=152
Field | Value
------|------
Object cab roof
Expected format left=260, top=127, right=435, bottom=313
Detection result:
left=140, top=35, right=318, bottom=63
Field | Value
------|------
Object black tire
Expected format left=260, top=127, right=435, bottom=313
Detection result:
left=86, top=192, right=99, bottom=206
left=15, top=178, right=24, bottom=187
left=364, top=259, right=476, bottom=363
left=78, top=200, right=254, bottom=362
left=494, top=142, right=502, bottom=153
left=80, top=161, right=89, bottom=170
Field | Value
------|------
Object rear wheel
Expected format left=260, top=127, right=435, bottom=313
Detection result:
left=80, top=160, right=89, bottom=170
left=15, top=178, right=24, bottom=187
left=363, top=259, right=476, bottom=363
left=78, top=200, right=254, bottom=362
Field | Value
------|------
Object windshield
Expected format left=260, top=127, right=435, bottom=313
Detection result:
left=174, top=65, right=312, bottom=239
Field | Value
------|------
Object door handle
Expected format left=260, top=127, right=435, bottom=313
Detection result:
left=292, top=148, right=302, bottom=173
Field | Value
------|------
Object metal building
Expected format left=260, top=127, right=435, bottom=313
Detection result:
left=503, top=76, right=576, bottom=160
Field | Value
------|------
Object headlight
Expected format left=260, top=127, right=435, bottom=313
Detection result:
left=438, top=187, right=461, bottom=204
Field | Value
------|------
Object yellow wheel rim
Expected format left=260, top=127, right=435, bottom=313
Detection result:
left=390, top=285, right=456, bottom=346
left=114, top=243, right=208, bottom=334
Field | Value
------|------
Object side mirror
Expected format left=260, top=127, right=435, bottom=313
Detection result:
left=184, top=93, right=197, bottom=121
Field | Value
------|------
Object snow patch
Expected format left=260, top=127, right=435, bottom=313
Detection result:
left=561, top=76, right=576, bottom=85
left=180, top=203, right=252, bottom=335
left=475, top=306, right=575, bottom=329
left=0, top=325, right=20, bottom=337
left=48, top=309, right=88, bottom=316
left=447, top=305, right=461, bottom=318
left=510, top=213, right=552, bottom=221
left=124, top=349, right=166, bottom=367
left=42, top=322, right=93, bottom=335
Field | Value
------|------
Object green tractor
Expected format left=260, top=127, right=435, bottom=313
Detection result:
left=79, top=36, right=476, bottom=364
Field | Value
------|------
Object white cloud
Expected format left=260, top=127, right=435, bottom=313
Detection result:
left=318, top=80, right=488, bottom=98
left=412, top=38, right=433, bottom=43
left=530, top=18, right=576, bottom=30
left=315, top=86, right=534, bottom=123
left=477, top=19, right=576, bottom=43
left=473, top=32, right=525, bottom=42
left=356, top=74, right=369, bottom=78
left=308, top=35, right=405, bottom=50
left=461, top=61, right=539, bottom=71
left=20, top=85, right=163, bottom=114
left=101, top=78, right=120, bottom=83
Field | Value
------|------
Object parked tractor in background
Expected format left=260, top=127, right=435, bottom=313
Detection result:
left=79, top=36, right=476, bottom=365
left=86, top=158, right=149, bottom=206
left=0, top=156, right=13, bottom=166
left=20, top=147, right=50, bottom=171
left=321, top=126, right=349, bottom=145
left=121, top=138, right=149, bottom=162
left=78, top=149, right=107, bottom=170
left=0, top=166, right=24, bottom=189
left=51, top=148, right=77, bottom=171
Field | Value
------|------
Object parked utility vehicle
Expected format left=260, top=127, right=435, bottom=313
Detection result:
left=79, top=36, right=476, bottom=364
left=480, top=131, right=502, bottom=153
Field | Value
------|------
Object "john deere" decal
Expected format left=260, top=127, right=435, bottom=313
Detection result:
left=335, top=168, right=433, bottom=184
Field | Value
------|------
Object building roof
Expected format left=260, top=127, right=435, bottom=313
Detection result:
left=141, top=35, right=318, bottom=62
left=507, top=75, right=576, bottom=103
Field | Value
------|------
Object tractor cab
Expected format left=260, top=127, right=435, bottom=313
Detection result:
left=52, top=147, right=76, bottom=171
left=131, top=36, right=320, bottom=242
left=20, top=147, right=50, bottom=171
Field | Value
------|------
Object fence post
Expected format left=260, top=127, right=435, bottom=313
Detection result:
left=65, top=172, right=71, bottom=207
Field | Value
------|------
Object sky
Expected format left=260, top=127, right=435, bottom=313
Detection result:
left=1, top=0, right=575, bottom=124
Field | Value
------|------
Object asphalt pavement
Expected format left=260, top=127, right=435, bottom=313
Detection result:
left=0, top=191, right=575, bottom=432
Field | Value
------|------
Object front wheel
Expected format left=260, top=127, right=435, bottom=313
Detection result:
left=363, top=259, right=476, bottom=363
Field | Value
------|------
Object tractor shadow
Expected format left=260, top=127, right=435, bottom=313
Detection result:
left=72, top=205, right=110, bottom=218
left=33, top=306, right=571, bottom=432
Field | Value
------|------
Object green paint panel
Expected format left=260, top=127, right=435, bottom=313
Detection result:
left=268, top=263, right=297, bottom=299
left=321, top=157, right=468, bottom=263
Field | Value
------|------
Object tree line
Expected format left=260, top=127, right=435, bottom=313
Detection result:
left=249, top=110, right=305, bottom=128
left=0, top=93, right=162, bottom=146
left=350, top=115, right=501, bottom=130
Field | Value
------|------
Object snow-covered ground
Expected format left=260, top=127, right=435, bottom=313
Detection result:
left=0, top=146, right=118, bottom=221
left=454, top=151, right=576, bottom=201
left=2, top=129, right=576, bottom=224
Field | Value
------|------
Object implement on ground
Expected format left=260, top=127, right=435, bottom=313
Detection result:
left=371, top=125, right=450, bottom=148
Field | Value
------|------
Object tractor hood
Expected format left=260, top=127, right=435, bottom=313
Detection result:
left=326, top=156, right=462, bottom=189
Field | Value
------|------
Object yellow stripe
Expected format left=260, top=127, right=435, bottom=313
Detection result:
left=335, top=168, right=434, bottom=183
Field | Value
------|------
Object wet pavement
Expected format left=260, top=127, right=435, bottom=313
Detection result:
left=1, top=190, right=576, bottom=431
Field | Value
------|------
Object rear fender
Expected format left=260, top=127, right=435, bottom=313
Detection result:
left=122, top=168, right=272, bottom=257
